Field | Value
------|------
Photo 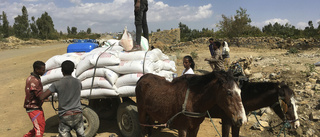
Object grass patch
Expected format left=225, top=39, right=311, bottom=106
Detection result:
left=287, top=47, right=299, bottom=54
left=190, top=51, right=198, bottom=59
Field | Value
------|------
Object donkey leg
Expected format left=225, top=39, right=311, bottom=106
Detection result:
left=187, top=126, right=200, bottom=137
left=178, top=129, right=187, bottom=137
left=231, top=125, right=240, bottom=137
left=146, top=115, right=153, bottom=136
left=138, top=110, right=148, bottom=136
left=222, top=118, right=232, bottom=137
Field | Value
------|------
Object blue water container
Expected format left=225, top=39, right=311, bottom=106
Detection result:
left=67, top=43, right=98, bottom=53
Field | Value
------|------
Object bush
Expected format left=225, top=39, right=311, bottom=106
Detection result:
left=287, top=47, right=299, bottom=54
left=190, top=51, right=198, bottom=59
left=304, top=63, right=317, bottom=77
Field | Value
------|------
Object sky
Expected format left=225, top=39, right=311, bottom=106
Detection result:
left=0, top=0, right=319, bottom=34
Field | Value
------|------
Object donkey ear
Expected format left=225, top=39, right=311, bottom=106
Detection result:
left=278, top=82, right=286, bottom=96
left=227, top=69, right=233, bottom=76
left=280, top=81, right=286, bottom=87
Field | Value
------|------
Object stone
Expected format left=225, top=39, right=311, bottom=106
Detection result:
left=308, top=78, right=317, bottom=84
left=314, top=84, right=320, bottom=91
left=306, top=128, right=315, bottom=136
left=309, top=111, right=320, bottom=121
left=250, top=121, right=269, bottom=131
left=251, top=72, right=263, bottom=79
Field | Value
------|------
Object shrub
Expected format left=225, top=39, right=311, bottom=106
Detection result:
left=190, top=51, right=198, bottom=59
left=287, top=47, right=299, bottom=54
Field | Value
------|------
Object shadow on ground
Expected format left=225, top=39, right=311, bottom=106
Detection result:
left=45, top=115, right=177, bottom=137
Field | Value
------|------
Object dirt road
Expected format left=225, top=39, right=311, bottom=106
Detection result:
left=0, top=43, right=69, bottom=137
left=1, top=42, right=317, bottom=137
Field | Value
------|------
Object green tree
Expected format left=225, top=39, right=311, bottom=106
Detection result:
left=86, top=28, right=91, bottom=34
left=218, top=7, right=257, bottom=38
left=317, top=21, right=320, bottom=37
left=30, top=16, right=38, bottom=38
left=262, top=22, right=298, bottom=38
left=304, top=20, right=317, bottom=38
left=67, top=26, right=71, bottom=35
left=36, top=12, right=55, bottom=39
left=78, top=30, right=86, bottom=36
left=13, top=6, right=30, bottom=39
left=2, top=11, right=10, bottom=38
left=71, top=27, right=77, bottom=35
left=179, top=22, right=192, bottom=41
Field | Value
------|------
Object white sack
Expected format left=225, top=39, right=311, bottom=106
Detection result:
left=119, top=28, right=133, bottom=51
left=81, top=88, right=119, bottom=98
left=110, top=45, right=124, bottom=52
left=152, top=60, right=176, bottom=72
left=162, top=59, right=177, bottom=72
left=43, top=83, right=52, bottom=92
left=45, top=53, right=83, bottom=70
left=118, top=51, right=159, bottom=62
left=115, top=73, right=143, bottom=88
left=41, top=68, right=76, bottom=85
left=106, top=60, right=154, bottom=74
left=140, top=36, right=149, bottom=51
left=117, top=86, right=136, bottom=97
left=154, top=70, right=174, bottom=82
left=81, top=77, right=115, bottom=90
left=76, top=51, right=120, bottom=76
left=77, top=68, right=119, bottom=84
left=106, top=39, right=120, bottom=47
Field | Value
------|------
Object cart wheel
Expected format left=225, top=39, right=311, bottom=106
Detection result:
left=89, top=98, right=121, bottom=120
left=82, top=105, right=100, bottom=137
left=117, top=101, right=142, bottom=137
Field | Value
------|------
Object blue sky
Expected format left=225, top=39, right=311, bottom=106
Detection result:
left=1, top=0, right=319, bottom=33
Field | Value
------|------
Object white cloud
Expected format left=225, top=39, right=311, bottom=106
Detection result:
left=0, top=1, right=214, bottom=33
left=251, top=18, right=290, bottom=29
left=22, top=0, right=38, bottom=2
left=179, top=4, right=213, bottom=21
left=296, top=22, right=308, bottom=29
left=264, top=18, right=290, bottom=25
left=69, top=0, right=81, bottom=5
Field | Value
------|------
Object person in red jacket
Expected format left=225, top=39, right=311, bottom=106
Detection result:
left=23, top=61, right=46, bottom=137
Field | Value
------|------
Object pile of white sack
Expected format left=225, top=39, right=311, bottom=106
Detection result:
left=41, top=39, right=176, bottom=99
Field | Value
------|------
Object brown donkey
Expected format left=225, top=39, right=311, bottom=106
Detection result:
left=135, top=71, right=247, bottom=137
left=208, top=81, right=300, bottom=137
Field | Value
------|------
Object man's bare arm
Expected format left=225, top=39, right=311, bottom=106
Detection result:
left=40, top=89, right=52, bottom=100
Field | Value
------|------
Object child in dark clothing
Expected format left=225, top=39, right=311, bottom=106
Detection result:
left=24, top=61, right=46, bottom=137
left=205, top=41, right=224, bottom=71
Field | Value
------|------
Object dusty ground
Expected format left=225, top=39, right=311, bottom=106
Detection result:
left=0, top=42, right=319, bottom=137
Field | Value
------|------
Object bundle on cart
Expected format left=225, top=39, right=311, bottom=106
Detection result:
left=41, top=43, right=176, bottom=99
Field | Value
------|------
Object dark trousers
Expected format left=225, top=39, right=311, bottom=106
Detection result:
left=134, top=0, right=149, bottom=45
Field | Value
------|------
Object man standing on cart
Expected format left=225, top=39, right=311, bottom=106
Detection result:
left=132, top=0, right=149, bottom=51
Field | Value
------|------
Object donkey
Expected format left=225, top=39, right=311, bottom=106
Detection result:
left=208, top=81, right=300, bottom=137
left=135, top=71, right=247, bottom=137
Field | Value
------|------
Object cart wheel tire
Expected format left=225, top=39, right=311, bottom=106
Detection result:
left=117, top=101, right=142, bottom=137
left=82, top=105, right=100, bottom=137
left=89, top=98, right=121, bottom=120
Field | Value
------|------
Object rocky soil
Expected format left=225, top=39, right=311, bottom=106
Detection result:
left=170, top=43, right=320, bottom=137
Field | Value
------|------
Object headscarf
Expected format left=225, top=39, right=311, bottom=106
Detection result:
left=222, top=41, right=230, bottom=55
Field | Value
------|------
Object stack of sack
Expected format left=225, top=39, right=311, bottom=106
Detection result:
left=41, top=52, right=84, bottom=99
left=42, top=40, right=176, bottom=99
